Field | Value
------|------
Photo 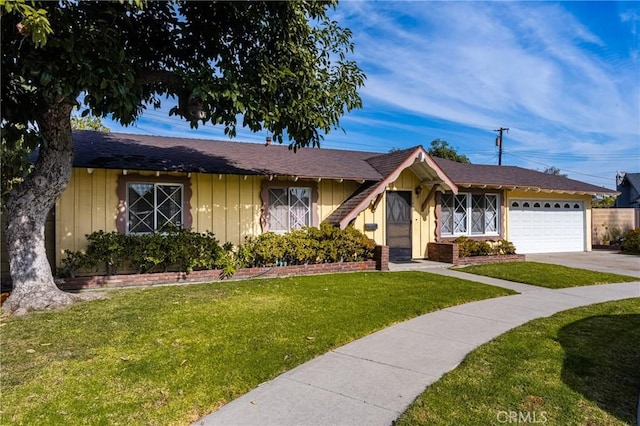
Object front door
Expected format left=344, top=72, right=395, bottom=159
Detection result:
left=386, top=191, right=412, bottom=261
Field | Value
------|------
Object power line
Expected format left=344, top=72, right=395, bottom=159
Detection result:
left=503, top=151, right=637, bottom=160
left=503, top=151, right=615, bottom=183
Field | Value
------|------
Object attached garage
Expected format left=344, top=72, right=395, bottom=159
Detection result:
left=508, top=200, right=585, bottom=253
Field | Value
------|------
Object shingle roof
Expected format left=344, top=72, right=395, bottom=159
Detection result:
left=366, top=147, right=419, bottom=176
left=432, top=157, right=616, bottom=194
left=72, top=131, right=383, bottom=181
left=71, top=131, right=616, bottom=196
left=622, top=173, right=640, bottom=191
left=324, top=182, right=378, bottom=225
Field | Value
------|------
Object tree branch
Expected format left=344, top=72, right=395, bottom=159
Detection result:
left=134, top=70, right=203, bottom=121
left=134, top=69, right=183, bottom=89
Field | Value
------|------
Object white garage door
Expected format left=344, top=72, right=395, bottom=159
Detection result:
left=508, top=200, right=585, bottom=254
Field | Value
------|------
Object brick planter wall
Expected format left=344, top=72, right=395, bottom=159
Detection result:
left=56, top=261, right=377, bottom=291
left=375, top=245, right=389, bottom=271
left=427, top=242, right=459, bottom=264
left=54, top=246, right=390, bottom=291
left=454, top=254, right=525, bottom=266
left=427, top=242, right=525, bottom=266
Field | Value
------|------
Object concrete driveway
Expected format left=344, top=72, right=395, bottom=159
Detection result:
left=526, top=250, right=640, bottom=278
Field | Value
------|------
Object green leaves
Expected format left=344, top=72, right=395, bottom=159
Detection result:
left=428, top=139, right=471, bottom=163
left=3, top=1, right=364, bottom=150
left=69, top=229, right=224, bottom=276
left=0, top=0, right=53, bottom=47
left=237, top=224, right=376, bottom=268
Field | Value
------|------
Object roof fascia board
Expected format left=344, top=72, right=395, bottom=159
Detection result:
left=338, top=147, right=458, bottom=228
left=465, top=183, right=618, bottom=196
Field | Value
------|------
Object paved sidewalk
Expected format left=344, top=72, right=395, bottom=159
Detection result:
left=527, top=251, right=640, bottom=278
left=194, top=274, right=639, bottom=426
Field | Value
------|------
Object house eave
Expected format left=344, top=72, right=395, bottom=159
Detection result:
left=455, top=182, right=619, bottom=197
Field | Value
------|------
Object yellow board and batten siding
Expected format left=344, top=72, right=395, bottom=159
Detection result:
left=354, top=168, right=434, bottom=259
left=318, top=180, right=359, bottom=222
left=191, top=174, right=262, bottom=244
left=54, top=169, right=357, bottom=267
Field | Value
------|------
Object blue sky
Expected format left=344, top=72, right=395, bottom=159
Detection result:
left=102, top=1, right=639, bottom=189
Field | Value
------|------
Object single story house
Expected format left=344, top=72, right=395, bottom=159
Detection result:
left=43, top=131, right=617, bottom=265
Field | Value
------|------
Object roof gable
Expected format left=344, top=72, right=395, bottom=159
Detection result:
left=327, top=147, right=457, bottom=228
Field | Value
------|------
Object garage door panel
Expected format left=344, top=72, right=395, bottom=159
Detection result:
left=508, top=200, right=584, bottom=254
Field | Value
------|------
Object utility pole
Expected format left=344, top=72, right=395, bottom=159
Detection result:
left=494, top=127, right=509, bottom=165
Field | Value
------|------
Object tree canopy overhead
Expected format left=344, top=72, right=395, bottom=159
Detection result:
left=427, top=139, right=470, bottom=163
left=2, top=0, right=365, bottom=148
left=1, top=0, right=365, bottom=315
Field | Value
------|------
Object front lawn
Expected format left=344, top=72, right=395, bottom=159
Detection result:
left=397, top=298, right=640, bottom=426
left=459, top=261, right=637, bottom=288
left=1, top=272, right=513, bottom=425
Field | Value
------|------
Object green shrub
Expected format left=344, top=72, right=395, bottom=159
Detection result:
left=284, top=229, right=320, bottom=265
left=127, top=233, right=166, bottom=273
left=236, top=224, right=375, bottom=267
left=58, top=250, right=87, bottom=278
left=217, top=243, right=237, bottom=279
left=305, top=223, right=375, bottom=263
left=620, top=228, right=640, bottom=255
left=306, top=223, right=339, bottom=262
left=493, top=239, right=516, bottom=255
left=84, top=231, right=128, bottom=275
left=239, top=233, right=287, bottom=267
left=455, top=237, right=516, bottom=257
left=71, top=224, right=376, bottom=277
left=163, top=229, right=222, bottom=272
left=234, top=238, right=256, bottom=269
left=77, top=230, right=223, bottom=275
left=336, top=225, right=377, bottom=262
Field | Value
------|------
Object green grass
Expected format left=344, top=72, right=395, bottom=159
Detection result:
left=397, top=298, right=640, bottom=426
left=459, top=261, right=638, bottom=288
left=0, top=272, right=513, bottom=425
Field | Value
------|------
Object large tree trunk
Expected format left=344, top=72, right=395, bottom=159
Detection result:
left=3, top=103, right=80, bottom=315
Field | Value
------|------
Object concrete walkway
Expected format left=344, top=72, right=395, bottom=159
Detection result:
left=194, top=268, right=639, bottom=426
left=527, top=251, right=640, bottom=278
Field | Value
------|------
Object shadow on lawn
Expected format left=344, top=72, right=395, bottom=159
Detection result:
left=558, top=314, right=640, bottom=425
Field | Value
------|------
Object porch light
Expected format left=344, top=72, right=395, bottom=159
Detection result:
left=415, top=185, right=422, bottom=195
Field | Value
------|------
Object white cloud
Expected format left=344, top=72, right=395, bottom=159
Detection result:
left=340, top=2, right=638, bottom=133
left=328, top=1, right=640, bottom=185
left=103, top=2, right=638, bottom=188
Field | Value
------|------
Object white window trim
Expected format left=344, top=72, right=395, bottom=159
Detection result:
left=126, top=182, right=184, bottom=234
left=267, top=186, right=312, bottom=234
left=442, top=192, right=500, bottom=237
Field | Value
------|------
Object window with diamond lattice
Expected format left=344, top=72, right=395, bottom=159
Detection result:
left=453, top=194, right=467, bottom=234
left=441, top=193, right=499, bottom=236
left=471, top=194, right=498, bottom=234
left=127, top=183, right=183, bottom=233
left=268, top=187, right=311, bottom=232
left=441, top=194, right=454, bottom=235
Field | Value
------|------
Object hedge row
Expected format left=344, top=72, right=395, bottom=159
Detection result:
left=235, top=223, right=376, bottom=267
left=59, top=229, right=225, bottom=277
left=454, top=236, right=517, bottom=257
left=60, top=224, right=376, bottom=278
